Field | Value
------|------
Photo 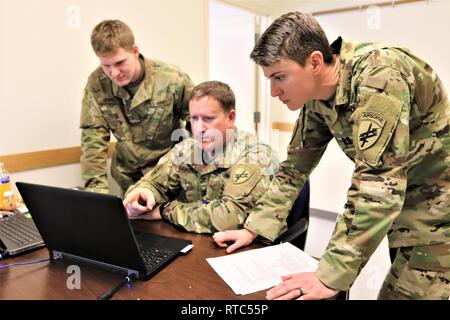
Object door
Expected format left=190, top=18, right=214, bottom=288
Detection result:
left=209, top=0, right=271, bottom=140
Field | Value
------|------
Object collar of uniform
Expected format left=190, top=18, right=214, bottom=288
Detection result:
left=112, top=81, right=131, bottom=101
left=189, top=139, right=219, bottom=175
left=195, top=162, right=218, bottom=176
left=218, top=126, right=238, bottom=169
left=130, top=55, right=154, bottom=110
left=191, top=148, right=219, bottom=175
left=191, top=127, right=238, bottom=174
left=332, top=37, right=356, bottom=107
left=311, top=100, right=338, bottom=125
left=111, top=54, right=154, bottom=109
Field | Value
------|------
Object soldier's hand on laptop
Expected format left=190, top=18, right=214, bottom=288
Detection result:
left=123, top=188, right=156, bottom=218
left=128, top=206, right=162, bottom=220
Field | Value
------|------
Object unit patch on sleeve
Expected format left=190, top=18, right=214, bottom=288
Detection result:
left=232, top=164, right=254, bottom=185
left=358, top=112, right=386, bottom=150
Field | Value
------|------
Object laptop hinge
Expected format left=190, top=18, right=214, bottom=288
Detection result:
left=52, top=250, right=140, bottom=278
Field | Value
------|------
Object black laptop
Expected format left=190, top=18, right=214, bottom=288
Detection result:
left=15, top=182, right=193, bottom=280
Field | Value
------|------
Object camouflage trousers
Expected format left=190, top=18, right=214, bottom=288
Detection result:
left=378, top=243, right=450, bottom=300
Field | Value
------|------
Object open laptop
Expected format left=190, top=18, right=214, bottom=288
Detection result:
left=15, top=182, right=193, bottom=280
left=0, top=210, right=44, bottom=256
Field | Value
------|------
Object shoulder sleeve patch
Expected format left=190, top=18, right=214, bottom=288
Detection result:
left=353, top=94, right=403, bottom=166
left=231, top=164, right=255, bottom=185
left=357, top=112, right=386, bottom=150
left=223, top=164, right=262, bottom=198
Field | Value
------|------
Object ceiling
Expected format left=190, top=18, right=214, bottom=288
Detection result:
left=221, top=0, right=394, bottom=16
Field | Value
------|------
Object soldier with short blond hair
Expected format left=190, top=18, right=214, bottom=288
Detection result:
left=214, top=11, right=450, bottom=300
left=80, top=20, right=194, bottom=194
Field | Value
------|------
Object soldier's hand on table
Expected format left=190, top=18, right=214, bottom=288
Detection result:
left=212, top=228, right=257, bottom=253
left=123, top=188, right=156, bottom=218
left=266, top=272, right=338, bottom=300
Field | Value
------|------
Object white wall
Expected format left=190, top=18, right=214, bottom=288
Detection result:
left=317, top=0, right=450, bottom=89
left=0, top=0, right=209, bottom=189
left=209, top=0, right=257, bottom=134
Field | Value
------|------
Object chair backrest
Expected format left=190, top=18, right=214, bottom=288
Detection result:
left=274, top=180, right=310, bottom=250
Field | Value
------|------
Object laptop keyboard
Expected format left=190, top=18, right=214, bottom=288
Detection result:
left=140, top=247, right=173, bottom=269
left=0, top=214, right=42, bottom=245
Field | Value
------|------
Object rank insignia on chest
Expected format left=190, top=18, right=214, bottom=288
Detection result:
left=232, top=164, right=254, bottom=184
left=358, top=112, right=386, bottom=150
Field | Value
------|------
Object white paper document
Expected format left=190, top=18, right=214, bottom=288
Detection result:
left=206, top=242, right=318, bottom=295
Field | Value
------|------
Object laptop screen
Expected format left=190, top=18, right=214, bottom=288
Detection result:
left=16, top=182, right=146, bottom=273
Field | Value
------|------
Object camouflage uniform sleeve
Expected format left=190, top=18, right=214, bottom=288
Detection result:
left=244, top=108, right=333, bottom=241
left=173, top=72, right=194, bottom=128
left=161, top=144, right=279, bottom=234
left=125, top=147, right=181, bottom=204
left=316, top=66, right=411, bottom=291
left=80, top=85, right=110, bottom=194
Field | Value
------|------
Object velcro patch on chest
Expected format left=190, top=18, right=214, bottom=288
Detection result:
left=358, top=112, right=386, bottom=150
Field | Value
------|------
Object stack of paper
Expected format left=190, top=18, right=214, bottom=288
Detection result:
left=206, top=242, right=318, bottom=295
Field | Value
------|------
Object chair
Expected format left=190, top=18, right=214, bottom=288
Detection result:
left=389, top=248, right=398, bottom=263
left=273, top=180, right=310, bottom=250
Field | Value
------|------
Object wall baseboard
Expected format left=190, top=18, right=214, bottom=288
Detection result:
left=272, top=122, right=294, bottom=132
left=310, top=208, right=339, bottom=222
left=0, top=143, right=116, bottom=173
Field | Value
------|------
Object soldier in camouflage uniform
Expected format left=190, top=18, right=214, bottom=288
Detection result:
left=123, top=81, right=279, bottom=236
left=80, top=20, right=194, bottom=194
left=214, top=12, right=450, bottom=300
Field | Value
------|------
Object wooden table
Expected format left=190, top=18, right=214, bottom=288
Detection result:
left=0, top=220, right=266, bottom=300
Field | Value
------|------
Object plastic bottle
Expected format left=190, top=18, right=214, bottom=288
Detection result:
left=0, top=162, right=16, bottom=210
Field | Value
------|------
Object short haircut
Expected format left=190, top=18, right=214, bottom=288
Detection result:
left=91, top=20, right=135, bottom=54
left=250, top=11, right=334, bottom=67
left=189, top=81, right=235, bottom=113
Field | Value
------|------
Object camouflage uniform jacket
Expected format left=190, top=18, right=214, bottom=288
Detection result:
left=244, top=37, right=450, bottom=290
left=80, top=55, right=194, bottom=193
left=127, top=128, right=279, bottom=233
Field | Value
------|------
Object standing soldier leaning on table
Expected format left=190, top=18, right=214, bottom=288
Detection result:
left=80, top=20, right=194, bottom=194
left=213, top=12, right=450, bottom=300
left=123, top=81, right=279, bottom=235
